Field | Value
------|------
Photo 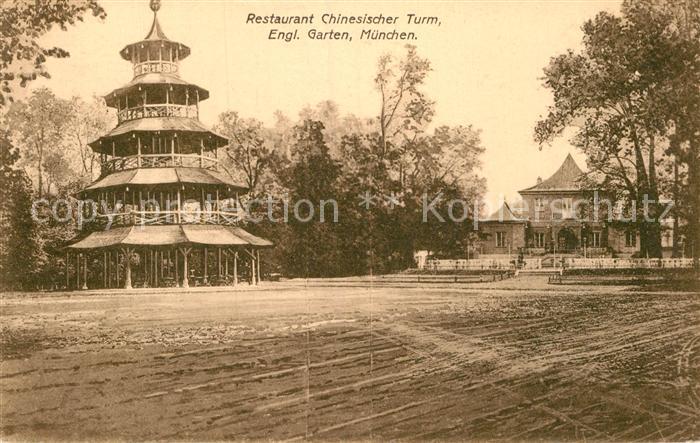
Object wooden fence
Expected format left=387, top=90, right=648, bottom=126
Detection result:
left=563, top=258, right=694, bottom=269
left=424, top=257, right=694, bottom=271
left=425, top=258, right=515, bottom=271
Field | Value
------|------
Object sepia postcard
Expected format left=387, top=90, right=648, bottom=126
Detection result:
left=0, top=0, right=698, bottom=441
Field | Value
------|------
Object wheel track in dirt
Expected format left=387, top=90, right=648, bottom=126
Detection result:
left=3, top=287, right=699, bottom=441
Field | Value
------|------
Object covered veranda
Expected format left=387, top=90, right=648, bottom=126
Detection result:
left=66, top=225, right=273, bottom=290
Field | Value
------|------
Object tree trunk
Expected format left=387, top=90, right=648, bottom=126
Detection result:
left=638, top=221, right=649, bottom=258
left=630, top=127, right=662, bottom=257
left=672, top=157, right=680, bottom=257
left=645, top=135, right=662, bottom=258
left=645, top=221, right=662, bottom=258
left=36, top=143, right=43, bottom=198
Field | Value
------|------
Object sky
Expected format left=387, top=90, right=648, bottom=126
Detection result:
left=26, top=0, right=622, bottom=205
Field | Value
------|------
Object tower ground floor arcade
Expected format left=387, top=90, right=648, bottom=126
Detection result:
left=65, top=246, right=264, bottom=290
left=66, top=225, right=273, bottom=290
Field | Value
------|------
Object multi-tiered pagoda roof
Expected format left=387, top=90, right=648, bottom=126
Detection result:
left=67, top=0, right=272, bottom=290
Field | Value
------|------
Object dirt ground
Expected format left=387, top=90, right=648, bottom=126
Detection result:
left=1, top=276, right=699, bottom=441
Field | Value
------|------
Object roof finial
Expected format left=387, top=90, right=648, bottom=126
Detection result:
left=150, top=0, right=161, bottom=13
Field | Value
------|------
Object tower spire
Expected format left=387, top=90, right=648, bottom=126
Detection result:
left=145, top=0, right=167, bottom=40
left=118, top=0, right=190, bottom=65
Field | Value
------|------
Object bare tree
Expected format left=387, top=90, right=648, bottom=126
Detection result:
left=66, top=96, right=115, bottom=182
left=374, top=45, right=434, bottom=159
left=215, top=111, right=276, bottom=196
left=4, top=88, right=72, bottom=197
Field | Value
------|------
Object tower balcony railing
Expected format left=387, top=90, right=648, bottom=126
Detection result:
left=94, top=209, right=245, bottom=227
left=117, top=103, right=198, bottom=123
left=101, top=153, right=219, bottom=176
left=133, top=60, right=179, bottom=77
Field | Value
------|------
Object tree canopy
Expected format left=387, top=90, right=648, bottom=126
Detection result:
left=535, top=0, right=700, bottom=259
left=0, top=0, right=105, bottom=107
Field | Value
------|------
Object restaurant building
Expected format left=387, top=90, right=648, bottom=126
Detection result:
left=478, top=154, right=646, bottom=258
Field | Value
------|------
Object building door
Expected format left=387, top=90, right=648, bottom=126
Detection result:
left=557, top=228, right=577, bottom=252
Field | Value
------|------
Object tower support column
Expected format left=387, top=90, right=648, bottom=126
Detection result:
left=103, top=251, right=108, bottom=288
left=107, top=250, right=112, bottom=287
left=65, top=251, right=70, bottom=289
left=115, top=250, right=120, bottom=287
left=122, top=247, right=133, bottom=290
left=256, top=250, right=261, bottom=284
left=200, top=139, right=204, bottom=168
left=142, top=249, right=148, bottom=287
left=217, top=248, right=222, bottom=278
left=179, top=247, right=191, bottom=288
left=82, top=253, right=88, bottom=290
left=251, top=250, right=256, bottom=285
left=224, top=250, right=229, bottom=277
left=243, top=248, right=256, bottom=286
left=203, top=247, right=208, bottom=284
left=174, top=247, right=179, bottom=287
left=233, top=250, right=238, bottom=286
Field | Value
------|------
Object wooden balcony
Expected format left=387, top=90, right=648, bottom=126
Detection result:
left=117, top=103, right=198, bottom=123
left=95, top=209, right=245, bottom=227
left=101, top=153, right=219, bottom=175
left=133, top=60, right=178, bottom=77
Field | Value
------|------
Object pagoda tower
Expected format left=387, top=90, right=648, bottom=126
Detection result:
left=67, top=0, right=272, bottom=290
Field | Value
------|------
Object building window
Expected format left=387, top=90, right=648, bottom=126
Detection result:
left=535, top=198, right=545, bottom=211
left=561, top=198, right=574, bottom=218
left=534, top=232, right=545, bottom=248
left=552, top=198, right=573, bottom=219
left=625, top=231, right=636, bottom=247
left=591, top=231, right=601, bottom=248
left=496, top=232, right=506, bottom=248
left=662, top=231, right=672, bottom=248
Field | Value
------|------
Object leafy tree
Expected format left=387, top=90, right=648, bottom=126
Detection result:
left=0, top=0, right=105, bottom=107
left=534, top=5, right=685, bottom=257
left=404, top=125, right=486, bottom=195
left=219, top=46, right=487, bottom=277
left=375, top=45, right=434, bottom=166
left=336, top=126, right=485, bottom=272
left=298, top=100, right=371, bottom=158
left=43, top=149, right=73, bottom=194
left=0, top=131, right=44, bottom=290
left=5, top=88, right=73, bottom=197
left=268, top=110, right=295, bottom=158
left=66, top=95, right=115, bottom=182
left=281, top=120, right=343, bottom=277
left=215, top=111, right=279, bottom=196
left=623, top=0, right=700, bottom=266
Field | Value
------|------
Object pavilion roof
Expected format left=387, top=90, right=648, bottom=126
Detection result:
left=481, top=201, right=525, bottom=223
left=519, top=153, right=585, bottom=194
left=67, top=225, right=273, bottom=249
left=119, top=13, right=191, bottom=61
left=82, top=167, right=247, bottom=192
left=89, top=117, right=227, bottom=151
left=104, top=73, right=209, bottom=106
